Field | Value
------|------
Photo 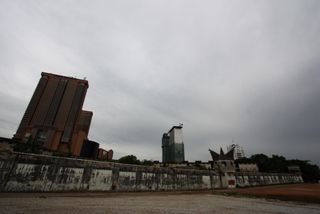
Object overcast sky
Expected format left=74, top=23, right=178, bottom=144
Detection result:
left=1, top=0, right=320, bottom=166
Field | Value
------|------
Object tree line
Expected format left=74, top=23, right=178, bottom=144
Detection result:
left=235, top=154, right=320, bottom=183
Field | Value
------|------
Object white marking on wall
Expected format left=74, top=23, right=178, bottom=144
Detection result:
left=159, top=173, right=173, bottom=190
left=268, top=176, right=272, bottom=184
left=138, top=172, right=156, bottom=190
left=52, top=167, right=84, bottom=191
left=189, top=175, right=200, bottom=189
left=89, top=169, right=113, bottom=191
left=176, top=174, right=188, bottom=190
left=244, top=176, right=250, bottom=186
left=202, top=175, right=211, bottom=189
left=5, top=163, right=49, bottom=191
left=259, top=176, right=264, bottom=183
left=118, top=171, right=136, bottom=190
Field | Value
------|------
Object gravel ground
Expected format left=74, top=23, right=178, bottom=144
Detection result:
left=1, top=192, right=320, bottom=214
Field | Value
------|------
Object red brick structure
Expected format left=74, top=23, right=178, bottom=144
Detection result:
left=13, top=72, right=93, bottom=156
left=97, top=148, right=113, bottom=160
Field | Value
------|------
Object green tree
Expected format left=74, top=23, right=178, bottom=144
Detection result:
left=250, top=153, right=271, bottom=172
left=52, top=151, right=73, bottom=157
left=13, top=135, right=42, bottom=154
left=269, top=155, right=288, bottom=173
left=118, top=155, right=141, bottom=165
left=140, top=159, right=154, bottom=166
left=235, top=157, right=252, bottom=164
left=287, top=159, right=320, bottom=183
left=235, top=153, right=320, bottom=183
left=195, top=163, right=208, bottom=170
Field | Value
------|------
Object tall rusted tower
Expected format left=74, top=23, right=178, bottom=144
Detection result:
left=13, top=72, right=93, bottom=156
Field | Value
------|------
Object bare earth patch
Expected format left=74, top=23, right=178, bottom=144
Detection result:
left=0, top=184, right=320, bottom=213
left=214, top=183, right=320, bottom=204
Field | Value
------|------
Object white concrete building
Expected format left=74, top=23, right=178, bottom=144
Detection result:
left=227, top=141, right=245, bottom=160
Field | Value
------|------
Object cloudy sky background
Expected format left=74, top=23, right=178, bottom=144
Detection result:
left=1, top=0, right=320, bottom=166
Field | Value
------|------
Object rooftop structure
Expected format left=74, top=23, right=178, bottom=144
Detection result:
left=227, top=141, right=245, bottom=160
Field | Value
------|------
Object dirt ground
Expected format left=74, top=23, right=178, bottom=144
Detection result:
left=0, top=183, right=319, bottom=201
left=214, top=183, right=320, bottom=204
left=1, top=184, right=320, bottom=214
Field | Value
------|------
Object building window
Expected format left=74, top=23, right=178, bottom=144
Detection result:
left=36, top=129, right=47, bottom=143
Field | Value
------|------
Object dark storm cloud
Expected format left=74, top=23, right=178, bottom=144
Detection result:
left=0, top=0, right=319, bottom=166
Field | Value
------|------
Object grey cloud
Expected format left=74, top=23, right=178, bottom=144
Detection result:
left=1, top=0, right=320, bottom=166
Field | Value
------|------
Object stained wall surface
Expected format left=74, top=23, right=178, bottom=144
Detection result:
left=235, top=172, right=304, bottom=188
left=0, top=152, right=302, bottom=192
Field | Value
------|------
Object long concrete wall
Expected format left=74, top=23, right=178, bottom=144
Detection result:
left=0, top=152, right=302, bottom=192
left=235, top=172, right=303, bottom=188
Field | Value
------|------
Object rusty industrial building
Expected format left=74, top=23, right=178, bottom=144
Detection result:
left=13, top=72, right=112, bottom=159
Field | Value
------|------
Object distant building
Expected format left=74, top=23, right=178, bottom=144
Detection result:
left=239, top=163, right=259, bottom=172
left=152, top=161, right=215, bottom=169
left=209, top=148, right=236, bottom=172
left=288, top=165, right=302, bottom=175
left=162, top=125, right=185, bottom=163
left=0, top=137, right=14, bottom=151
left=227, top=141, right=245, bottom=160
left=80, top=140, right=99, bottom=158
left=12, top=72, right=112, bottom=159
left=97, top=148, right=113, bottom=160
left=209, top=148, right=236, bottom=188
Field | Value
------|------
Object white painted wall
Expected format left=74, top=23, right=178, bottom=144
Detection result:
left=118, top=171, right=136, bottom=191
left=138, top=172, right=157, bottom=190
left=52, top=167, right=84, bottom=191
left=202, top=175, right=211, bottom=189
left=89, top=169, right=113, bottom=191
left=5, top=163, right=50, bottom=191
